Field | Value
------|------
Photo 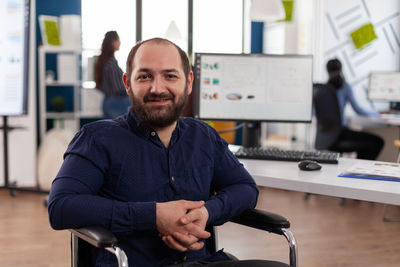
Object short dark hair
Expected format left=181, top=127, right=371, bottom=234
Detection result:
left=327, top=58, right=345, bottom=89
left=125, top=38, right=190, bottom=85
left=326, top=58, right=342, bottom=74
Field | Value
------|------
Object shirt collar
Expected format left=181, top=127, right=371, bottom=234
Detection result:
left=126, top=108, right=183, bottom=147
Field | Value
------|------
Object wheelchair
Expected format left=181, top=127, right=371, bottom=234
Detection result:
left=70, top=208, right=297, bottom=267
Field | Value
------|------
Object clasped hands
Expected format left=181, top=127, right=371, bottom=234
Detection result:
left=156, top=200, right=210, bottom=252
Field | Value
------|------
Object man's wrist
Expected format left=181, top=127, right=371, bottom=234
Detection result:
left=200, top=206, right=209, bottom=222
left=202, top=203, right=211, bottom=224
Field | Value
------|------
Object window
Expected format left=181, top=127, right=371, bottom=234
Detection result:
left=142, top=0, right=188, bottom=52
left=81, top=0, right=136, bottom=80
left=193, top=0, right=243, bottom=54
left=81, top=0, right=247, bottom=78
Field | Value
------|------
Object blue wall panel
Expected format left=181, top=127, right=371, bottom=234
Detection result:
left=35, top=0, right=81, bottom=140
left=250, top=21, right=264, bottom=54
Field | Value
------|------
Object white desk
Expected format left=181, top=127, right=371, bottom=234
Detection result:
left=349, top=114, right=400, bottom=128
left=241, top=158, right=400, bottom=206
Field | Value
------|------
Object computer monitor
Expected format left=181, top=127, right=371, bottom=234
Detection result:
left=368, top=72, right=400, bottom=110
left=193, top=53, right=313, bottom=123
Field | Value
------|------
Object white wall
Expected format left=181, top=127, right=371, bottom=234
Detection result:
left=317, top=0, right=400, bottom=112
left=261, top=0, right=317, bottom=148
left=0, top=0, right=37, bottom=187
left=261, top=0, right=400, bottom=148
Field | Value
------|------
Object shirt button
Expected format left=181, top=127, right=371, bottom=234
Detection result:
left=171, top=176, right=175, bottom=182
left=151, top=131, right=156, bottom=136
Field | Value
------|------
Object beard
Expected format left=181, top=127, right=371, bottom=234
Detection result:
left=130, top=86, right=189, bottom=128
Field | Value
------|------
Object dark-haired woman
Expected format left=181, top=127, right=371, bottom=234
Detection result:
left=326, top=58, right=384, bottom=160
left=94, top=31, right=130, bottom=118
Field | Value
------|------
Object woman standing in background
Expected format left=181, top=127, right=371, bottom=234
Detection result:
left=94, top=31, right=130, bottom=118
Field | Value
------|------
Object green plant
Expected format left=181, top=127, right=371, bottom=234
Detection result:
left=51, top=96, right=65, bottom=112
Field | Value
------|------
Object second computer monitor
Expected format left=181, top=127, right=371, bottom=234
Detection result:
left=193, top=53, right=313, bottom=123
left=368, top=72, right=400, bottom=102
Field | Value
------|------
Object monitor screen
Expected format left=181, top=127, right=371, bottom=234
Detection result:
left=0, top=0, right=30, bottom=116
left=193, top=53, right=313, bottom=123
left=368, top=72, right=400, bottom=102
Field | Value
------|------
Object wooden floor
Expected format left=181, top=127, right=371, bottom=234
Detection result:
left=0, top=187, right=399, bottom=267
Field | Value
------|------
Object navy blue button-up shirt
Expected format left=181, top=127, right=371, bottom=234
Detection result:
left=48, top=109, right=258, bottom=266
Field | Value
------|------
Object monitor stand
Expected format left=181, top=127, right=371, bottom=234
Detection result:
left=242, top=122, right=260, bottom=148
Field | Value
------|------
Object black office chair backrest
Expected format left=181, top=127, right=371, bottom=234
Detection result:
left=313, top=83, right=342, bottom=150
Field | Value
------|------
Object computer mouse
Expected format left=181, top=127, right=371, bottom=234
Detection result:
left=298, top=160, right=322, bottom=171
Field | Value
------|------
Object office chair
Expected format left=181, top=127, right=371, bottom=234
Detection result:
left=70, top=208, right=297, bottom=267
left=313, top=83, right=341, bottom=151
left=313, top=83, right=362, bottom=153
left=309, top=83, right=354, bottom=204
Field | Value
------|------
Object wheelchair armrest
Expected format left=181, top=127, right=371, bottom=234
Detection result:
left=230, top=209, right=290, bottom=235
left=69, top=226, right=118, bottom=248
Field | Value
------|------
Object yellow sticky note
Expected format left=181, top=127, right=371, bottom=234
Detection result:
left=280, top=0, right=294, bottom=22
left=350, top=23, right=378, bottom=50
left=44, top=20, right=61, bottom=46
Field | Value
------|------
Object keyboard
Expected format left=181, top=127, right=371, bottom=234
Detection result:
left=234, top=147, right=339, bottom=164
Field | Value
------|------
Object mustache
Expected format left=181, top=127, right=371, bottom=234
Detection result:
left=144, top=93, right=174, bottom=102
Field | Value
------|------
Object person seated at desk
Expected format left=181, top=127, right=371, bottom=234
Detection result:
left=48, top=37, right=277, bottom=267
left=94, top=31, right=130, bottom=119
left=319, top=58, right=384, bottom=160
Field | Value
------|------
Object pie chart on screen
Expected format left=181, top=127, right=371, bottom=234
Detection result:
left=226, top=93, right=242, bottom=100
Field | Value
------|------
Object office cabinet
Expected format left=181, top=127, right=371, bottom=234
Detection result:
left=38, top=46, right=81, bottom=141
left=38, top=46, right=103, bottom=143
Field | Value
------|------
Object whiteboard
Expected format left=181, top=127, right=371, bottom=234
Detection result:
left=0, top=0, right=30, bottom=116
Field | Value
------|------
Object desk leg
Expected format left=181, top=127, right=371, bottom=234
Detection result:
left=382, top=205, right=400, bottom=222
